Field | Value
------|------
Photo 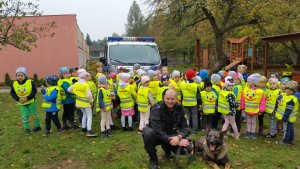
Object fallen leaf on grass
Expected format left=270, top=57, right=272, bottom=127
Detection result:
left=233, top=162, right=242, bottom=166
left=296, top=165, right=300, bottom=169
left=250, top=148, right=255, bottom=151
left=66, top=160, right=73, bottom=164
left=92, top=141, right=96, bottom=144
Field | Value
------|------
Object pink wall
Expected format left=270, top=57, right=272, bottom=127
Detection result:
left=0, top=15, right=88, bottom=81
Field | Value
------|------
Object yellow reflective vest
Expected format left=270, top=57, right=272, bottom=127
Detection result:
left=70, top=76, right=78, bottom=84
left=243, top=87, right=264, bottom=115
left=96, top=87, right=112, bottom=112
left=57, top=78, right=73, bottom=101
left=275, top=95, right=298, bottom=123
left=234, top=84, right=243, bottom=110
left=149, top=81, right=160, bottom=104
left=117, top=85, right=136, bottom=109
left=13, top=80, right=35, bottom=105
left=157, top=85, right=169, bottom=103
left=201, top=91, right=217, bottom=114
left=169, top=79, right=181, bottom=101
left=73, top=82, right=91, bottom=108
left=180, top=81, right=198, bottom=107
left=218, top=90, right=235, bottom=115
left=265, top=89, right=280, bottom=114
left=87, top=80, right=97, bottom=99
left=137, top=86, right=150, bottom=113
left=42, top=86, right=61, bottom=109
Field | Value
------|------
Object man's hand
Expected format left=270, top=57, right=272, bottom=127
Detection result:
left=169, top=136, right=180, bottom=146
left=178, top=139, right=190, bottom=147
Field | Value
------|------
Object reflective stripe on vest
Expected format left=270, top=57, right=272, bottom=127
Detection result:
left=275, top=95, right=298, bottom=123
left=149, top=81, right=160, bottom=104
left=180, top=81, right=198, bottom=106
left=243, top=87, right=263, bottom=115
left=137, top=87, right=150, bottom=113
left=96, top=87, right=112, bottom=112
left=169, top=79, right=181, bottom=100
left=218, top=90, right=234, bottom=115
left=13, top=80, right=35, bottom=105
left=42, top=86, right=61, bottom=109
left=200, top=91, right=217, bottom=114
left=117, top=85, right=134, bottom=109
left=265, top=89, right=280, bottom=114
left=73, top=83, right=91, bottom=107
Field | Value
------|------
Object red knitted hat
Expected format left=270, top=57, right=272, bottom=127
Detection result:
left=185, top=69, right=196, bottom=80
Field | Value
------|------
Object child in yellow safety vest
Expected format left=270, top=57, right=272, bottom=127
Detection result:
left=200, top=79, right=217, bottom=132
left=169, top=70, right=182, bottom=104
left=148, top=70, right=160, bottom=104
left=58, top=67, right=77, bottom=130
left=275, top=81, right=299, bottom=145
left=265, top=78, right=281, bottom=138
left=95, top=62, right=104, bottom=81
left=211, top=73, right=222, bottom=130
left=10, top=67, right=41, bottom=135
left=276, top=77, right=290, bottom=132
left=257, top=76, right=268, bottom=136
left=117, top=73, right=137, bottom=131
left=220, top=76, right=240, bottom=140
left=232, top=73, right=244, bottom=132
left=97, top=75, right=113, bottom=137
left=157, top=75, right=170, bottom=104
left=41, top=75, right=63, bottom=136
left=240, top=74, right=265, bottom=139
left=137, top=76, right=155, bottom=134
left=132, top=63, right=141, bottom=81
left=68, top=69, right=97, bottom=137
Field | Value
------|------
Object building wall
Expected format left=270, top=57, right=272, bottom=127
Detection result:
left=0, top=15, right=89, bottom=81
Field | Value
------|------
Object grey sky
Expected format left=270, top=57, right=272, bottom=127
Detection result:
left=38, top=0, right=148, bottom=41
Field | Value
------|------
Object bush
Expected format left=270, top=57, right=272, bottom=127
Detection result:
left=38, top=78, right=45, bottom=87
left=4, top=73, right=12, bottom=87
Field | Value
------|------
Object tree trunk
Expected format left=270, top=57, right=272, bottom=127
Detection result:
left=209, top=33, right=226, bottom=75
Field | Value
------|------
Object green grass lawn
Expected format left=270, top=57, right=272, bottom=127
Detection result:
left=0, top=93, right=300, bottom=169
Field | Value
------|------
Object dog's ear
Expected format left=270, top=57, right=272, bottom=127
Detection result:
left=206, top=128, right=211, bottom=137
left=220, top=130, right=227, bottom=138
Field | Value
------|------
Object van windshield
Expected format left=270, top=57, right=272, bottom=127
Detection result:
left=109, top=44, right=160, bottom=66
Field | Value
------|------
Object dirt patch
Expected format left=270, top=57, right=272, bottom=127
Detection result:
left=34, top=160, right=87, bottom=169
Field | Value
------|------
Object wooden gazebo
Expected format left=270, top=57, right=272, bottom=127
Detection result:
left=262, top=32, right=300, bottom=77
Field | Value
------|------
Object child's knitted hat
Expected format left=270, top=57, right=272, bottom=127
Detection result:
left=119, top=73, right=130, bottom=82
left=109, top=72, right=117, bottom=79
left=185, top=69, right=196, bottom=80
left=198, top=69, right=209, bottom=79
left=98, top=75, right=107, bottom=85
left=59, top=67, right=69, bottom=74
left=161, top=75, right=169, bottom=82
left=218, top=70, right=228, bottom=78
left=225, top=76, right=234, bottom=86
left=148, top=70, right=158, bottom=79
left=45, top=75, right=59, bottom=86
left=233, top=73, right=243, bottom=81
left=247, top=73, right=261, bottom=85
left=128, top=70, right=134, bottom=78
left=133, top=63, right=141, bottom=70
left=211, top=74, right=221, bottom=85
left=16, top=67, right=27, bottom=76
left=280, top=77, right=290, bottom=83
left=141, top=76, right=150, bottom=85
left=286, top=81, right=298, bottom=92
left=228, top=71, right=236, bottom=77
left=78, top=69, right=88, bottom=79
left=137, top=69, right=146, bottom=77
left=195, top=76, right=202, bottom=84
left=171, top=70, right=180, bottom=78
left=268, top=78, right=278, bottom=84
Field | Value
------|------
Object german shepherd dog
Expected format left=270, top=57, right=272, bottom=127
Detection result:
left=194, top=130, right=230, bottom=169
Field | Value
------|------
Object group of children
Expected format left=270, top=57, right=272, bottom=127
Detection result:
left=10, top=63, right=299, bottom=145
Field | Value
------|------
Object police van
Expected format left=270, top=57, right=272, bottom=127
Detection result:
left=100, top=37, right=167, bottom=70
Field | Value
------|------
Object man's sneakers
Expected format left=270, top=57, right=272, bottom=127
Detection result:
left=43, top=130, right=50, bottom=137
left=86, top=130, right=98, bottom=137
left=31, top=127, right=41, bottom=132
left=25, top=129, right=31, bottom=136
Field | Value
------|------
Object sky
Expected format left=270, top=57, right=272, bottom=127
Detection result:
left=38, top=0, right=149, bottom=41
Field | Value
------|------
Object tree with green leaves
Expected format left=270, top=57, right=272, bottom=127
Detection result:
left=85, top=33, right=92, bottom=46
left=148, top=0, right=267, bottom=73
left=126, top=0, right=147, bottom=36
left=0, top=0, right=55, bottom=51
